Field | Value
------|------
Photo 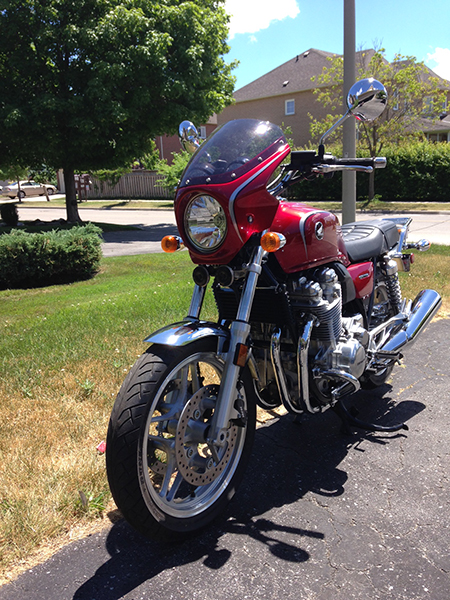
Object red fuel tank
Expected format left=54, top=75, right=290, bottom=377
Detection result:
left=271, top=201, right=349, bottom=273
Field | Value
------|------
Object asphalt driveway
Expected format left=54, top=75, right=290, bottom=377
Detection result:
left=1, top=319, right=448, bottom=600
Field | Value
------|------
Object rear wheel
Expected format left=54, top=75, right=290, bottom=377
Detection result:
left=106, top=339, right=256, bottom=539
left=362, top=280, right=395, bottom=388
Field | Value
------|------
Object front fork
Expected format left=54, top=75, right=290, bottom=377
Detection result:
left=188, top=246, right=267, bottom=455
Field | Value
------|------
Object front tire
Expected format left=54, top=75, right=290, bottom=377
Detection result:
left=106, top=340, right=256, bottom=539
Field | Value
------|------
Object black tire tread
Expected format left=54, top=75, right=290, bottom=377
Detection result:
left=106, top=341, right=256, bottom=540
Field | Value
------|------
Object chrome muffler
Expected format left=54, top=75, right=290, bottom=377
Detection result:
left=381, top=289, right=442, bottom=354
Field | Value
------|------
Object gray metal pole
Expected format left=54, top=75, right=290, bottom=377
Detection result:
left=342, top=0, right=356, bottom=224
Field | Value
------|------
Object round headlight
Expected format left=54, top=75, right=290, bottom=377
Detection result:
left=184, top=195, right=227, bottom=252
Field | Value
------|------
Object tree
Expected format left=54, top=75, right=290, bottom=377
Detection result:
left=0, top=0, right=236, bottom=221
left=0, top=164, right=29, bottom=202
left=309, top=49, right=448, bottom=198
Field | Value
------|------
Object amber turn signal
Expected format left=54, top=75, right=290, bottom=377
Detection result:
left=260, top=232, right=286, bottom=253
left=161, top=235, right=184, bottom=253
left=234, top=343, right=249, bottom=367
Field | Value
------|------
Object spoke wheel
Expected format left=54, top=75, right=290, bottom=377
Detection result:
left=106, top=340, right=256, bottom=539
left=362, top=280, right=395, bottom=388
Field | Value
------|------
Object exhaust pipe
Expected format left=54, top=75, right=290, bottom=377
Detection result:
left=381, top=289, right=442, bottom=354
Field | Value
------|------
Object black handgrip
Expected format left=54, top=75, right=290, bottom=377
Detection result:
left=331, top=156, right=386, bottom=169
left=333, top=157, right=373, bottom=166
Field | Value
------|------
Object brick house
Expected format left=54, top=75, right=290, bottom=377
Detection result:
left=154, top=115, right=218, bottom=163
left=158, top=48, right=450, bottom=163
left=217, top=48, right=450, bottom=147
left=421, top=114, right=450, bottom=142
left=217, top=48, right=340, bottom=148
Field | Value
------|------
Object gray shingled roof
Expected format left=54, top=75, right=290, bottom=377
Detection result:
left=234, top=48, right=379, bottom=102
left=234, top=48, right=450, bottom=104
left=234, top=48, right=337, bottom=102
left=420, top=114, right=450, bottom=132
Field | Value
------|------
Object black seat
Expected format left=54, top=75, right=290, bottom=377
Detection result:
left=341, top=219, right=399, bottom=263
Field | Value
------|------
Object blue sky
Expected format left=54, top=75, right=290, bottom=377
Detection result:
left=224, top=0, right=450, bottom=90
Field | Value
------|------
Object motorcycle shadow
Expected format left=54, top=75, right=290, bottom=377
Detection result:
left=73, top=385, right=424, bottom=600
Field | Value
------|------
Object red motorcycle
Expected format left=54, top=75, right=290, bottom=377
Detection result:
left=106, top=79, right=441, bottom=539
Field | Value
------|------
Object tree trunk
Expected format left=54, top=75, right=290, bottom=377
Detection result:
left=63, top=168, right=82, bottom=223
left=17, top=176, right=22, bottom=203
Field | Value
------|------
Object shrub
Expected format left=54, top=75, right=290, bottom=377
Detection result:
left=286, top=140, right=450, bottom=202
left=0, top=223, right=102, bottom=289
left=0, top=202, right=19, bottom=226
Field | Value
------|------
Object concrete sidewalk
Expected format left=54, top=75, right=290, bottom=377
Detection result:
left=16, top=206, right=450, bottom=256
left=1, top=320, right=449, bottom=600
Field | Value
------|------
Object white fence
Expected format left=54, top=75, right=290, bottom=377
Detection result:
left=86, top=170, right=173, bottom=200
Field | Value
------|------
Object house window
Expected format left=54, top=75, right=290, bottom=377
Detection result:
left=199, top=126, right=207, bottom=139
left=285, top=99, right=295, bottom=116
left=392, top=90, right=399, bottom=111
left=423, top=96, right=433, bottom=115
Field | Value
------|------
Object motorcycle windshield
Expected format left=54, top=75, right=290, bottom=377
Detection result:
left=179, top=119, right=286, bottom=187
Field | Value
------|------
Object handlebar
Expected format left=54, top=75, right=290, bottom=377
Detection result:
left=267, top=151, right=387, bottom=196
left=287, top=151, right=386, bottom=172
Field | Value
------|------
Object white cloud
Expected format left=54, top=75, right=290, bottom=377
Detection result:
left=426, top=47, right=450, bottom=81
left=225, top=0, right=300, bottom=39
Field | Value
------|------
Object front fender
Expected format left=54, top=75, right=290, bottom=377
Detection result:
left=143, top=320, right=230, bottom=348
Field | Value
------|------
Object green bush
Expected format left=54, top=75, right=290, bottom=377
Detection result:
left=0, top=224, right=102, bottom=289
left=286, top=141, right=450, bottom=202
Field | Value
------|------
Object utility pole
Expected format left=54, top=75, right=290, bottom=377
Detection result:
left=342, top=0, right=356, bottom=224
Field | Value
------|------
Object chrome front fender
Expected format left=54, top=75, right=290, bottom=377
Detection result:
left=143, top=320, right=230, bottom=348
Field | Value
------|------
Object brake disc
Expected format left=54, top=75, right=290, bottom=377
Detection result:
left=175, top=385, right=239, bottom=486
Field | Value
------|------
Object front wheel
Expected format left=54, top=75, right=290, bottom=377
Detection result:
left=106, top=339, right=256, bottom=539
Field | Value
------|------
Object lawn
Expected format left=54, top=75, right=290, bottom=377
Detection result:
left=10, top=196, right=450, bottom=213
left=0, top=246, right=448, bottom=583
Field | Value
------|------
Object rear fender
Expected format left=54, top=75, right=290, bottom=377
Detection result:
left=144, top=320, right=230, bottom=350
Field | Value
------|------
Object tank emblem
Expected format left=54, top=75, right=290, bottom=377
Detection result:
left=315, top=221, right=324, bottom=240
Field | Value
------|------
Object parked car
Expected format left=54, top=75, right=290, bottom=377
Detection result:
left=1, top=180, right=58, bottom=199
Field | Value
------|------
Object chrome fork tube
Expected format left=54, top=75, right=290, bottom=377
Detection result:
left=208, top=246, right=266, bottom=449
left=186, top=284, right=206, bottom=320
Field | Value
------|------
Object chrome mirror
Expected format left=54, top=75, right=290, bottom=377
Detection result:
left=346, top=78, right=388, bottom=122
left=179, top=121, right=201, bottom=154
left=319, top=78, right=387, bottom=149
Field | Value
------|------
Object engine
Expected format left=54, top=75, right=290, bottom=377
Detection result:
left=290, top=267, right=369, bottom=381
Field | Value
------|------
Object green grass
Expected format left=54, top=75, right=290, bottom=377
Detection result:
left=0, top=251, right=217, bottom=579
left=12, top=198, right=174, bottom=210
left=9, top=197, right=450, bottom=213
left=0, top=246, right=448, bottom=581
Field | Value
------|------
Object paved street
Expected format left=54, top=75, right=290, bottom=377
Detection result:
left=17, top=205, right=178, bottom=257
left=16, top=204, right=450, bottom=256
left=1, top=319, right=448, bottom=600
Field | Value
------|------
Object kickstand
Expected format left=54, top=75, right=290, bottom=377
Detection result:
left=333, top=399, right=409, bottom=435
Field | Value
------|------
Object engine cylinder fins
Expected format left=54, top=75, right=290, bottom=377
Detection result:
left=290, top=268, right=343, bottom=343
